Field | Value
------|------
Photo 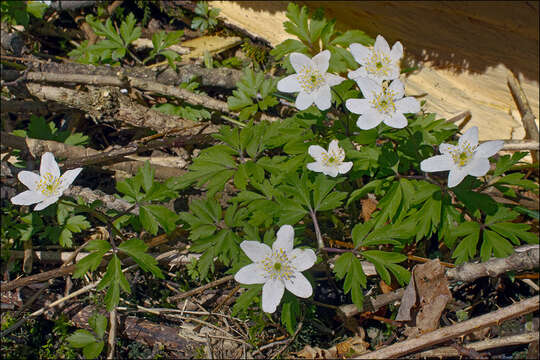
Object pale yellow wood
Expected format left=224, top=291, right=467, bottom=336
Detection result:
left=211, top=1, right=539, bottom=146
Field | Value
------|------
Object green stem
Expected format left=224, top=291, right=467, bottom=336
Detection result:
left=221, top=115, right=246, bottom=128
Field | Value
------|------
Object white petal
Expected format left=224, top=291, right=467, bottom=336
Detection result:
left=475, top=140, right=504, bottom=158
left=345, top=98, right=371, bottom=114
left=262, top=279, right=284, bottom=313
left=459, top=126, right=479, bottom=148
left=59, top=168, right=82, bottom=191
left=384, top=112, right=408, bottom=129
left=439, top=143, right=456, bottom=156
left=295, top=91, right=314, bottom=110
left=277, top=74, right=301, bottom=93
left=467, top=157, right=490, bottom=177
left=34, top=196, right=60, bottom=210
left=234, top=263, right=268, bottom=284
left=447, top=168, right=468, bottom=188
left=420, top=155, right=454, bottom=172
left=374, top=35, right=391, bottom=54
left=348, top=67, right=367, bottom=81
left=395, top=97, right=420, bottom=114
left=338, top=162, right=353, bottom=174
left=40, top=152, right=60, bottom=179
left=273, top=225, right=294, bottom=253
left=388, top=79, right=405, bottom=99
left=290, top=248, right=316, bottom=271
left=328, top=139, right=340, bottom=154
left=349, top=43, right=371, bottom=64
left=312, top=50, right=330, bottom=73
left=324, top=73, right=345, bottom=87
left=240, top=241, right=272, bottom=262
left=290, top=52, right=314, bottom=74
left=307, top=162, right=325, bottom=173
left=356, top=110, right=382, bottom=130
left=308, top=145, right=326, bottom=162
left=11, top=190, right=46, bottom=206
left=17, top=171, right=40, bottom=191
left=385, top=67, right=401, bottom=81
left=390, top=41, right=403, bottom=61
left=284, top=272, right=312, bottom=298
left=356, top=77, right=381, bottom=100
left=313, top=86, right=331, bottom=110
left=323, top=167, right=339, bottom=177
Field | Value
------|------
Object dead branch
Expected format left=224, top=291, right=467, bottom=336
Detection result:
left=357, top=295, right=539, bottom=359
left=107, top=308, right=117, bottom=359
left=501, top=140, right=540, bottom=151
left=446, top=245, right=539, bottom=283
left=414, top=332, right=539, bottom=358
left=508, top=72, right=539, bottom=162
left=2, top=133, right=187, bottom=179
left=1, top=265, right=76, bottom=293
left=23, top=71, right=280, bottom=122
left=26, top=59, right=243, bottom=89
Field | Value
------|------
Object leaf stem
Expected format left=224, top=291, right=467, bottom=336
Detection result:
left=309, top=209, right=324, bottom=250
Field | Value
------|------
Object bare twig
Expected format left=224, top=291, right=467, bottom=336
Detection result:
left=507, top=72, right=539, bottom=162
left=107, top=308, right=117, bottom=359
left=167, top=275, right=234, bottom=303
left=357, top=295, right=539, bottom=359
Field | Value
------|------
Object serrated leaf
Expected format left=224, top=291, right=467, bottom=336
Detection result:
left=232, top=285, right=261, bottom=315
left=361, top=250, right=407, bottom=285
left=451, top=222, right=481, bottom=264
left=65, top=215, right=91, bottom=233
left=330, top=29, right=374, bottom=47
left=83, top=341, right=104, bottom=360
left=493, top=152, right=528, bottom=177
left=98, top=255, right=130, bottom=311
left=89, top=313, right=107, bottom=339
left=59, top=228, right=73, bottom=248
left=198, top=247, right=215, bottom=280
left=333, top=253, right=366, bottom=310
left=139, top=204, right=178, bottom=235
left=118, top=238, right=163, bottom=278
left=481, top=229, right=514, bottom=261
left=73, top=240, right=111, bottom=278
left=138, top=161, right=154, bottom=193
left=67, top=329, right=97, bottom=348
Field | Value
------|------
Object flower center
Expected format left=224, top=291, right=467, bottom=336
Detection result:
left=450, top=141, right=476, bottom=167
left=321, top=148, right=345, bottom=167
left=297, top=65, right=325, bottom=94
left=35, top=172, right=62, bottom=197
left=371, top=88, right=397, bottom=115
left=365, top=52, right=392, bottom=77
left=261, top=248, right=295, bottom=281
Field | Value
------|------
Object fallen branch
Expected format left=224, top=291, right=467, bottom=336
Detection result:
left=167, top=275, right=234, bottom=303
left=358, top=295, right=539, bottom=359
left=414, top=332, right=539, bottom=358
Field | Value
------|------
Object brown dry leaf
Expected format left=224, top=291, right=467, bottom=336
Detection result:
left=379, top=279, right=394, bottom=294
left=296, top=336, right=369, bottom=359
left=361, top=195, right=378, bottom=222
left=414, top=259, right=452, bottom=333
left=395, top=271, right=417, bottom=322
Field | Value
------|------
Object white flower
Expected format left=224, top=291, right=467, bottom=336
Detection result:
left=277, top=50, right=345, bottom=111
left=234, top=225, right=316, bottom=313
left=420, top=126, right=504, bottom=188
left=11, top=152, right=82, bottom=210
left=345, top=78, right=420, bottom=130
left=348, top=34, right=403, bottom=83
left=307, top=140, right=353, bottom=177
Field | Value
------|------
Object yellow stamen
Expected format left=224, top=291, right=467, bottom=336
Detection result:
left=297, top=65, right=325, bottom=94
left=35, top=172, right=62, bottom=197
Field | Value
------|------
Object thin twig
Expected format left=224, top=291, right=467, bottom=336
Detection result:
left=271, top=321, right=304, bottom=359
left=167, top=275, right=234, bottom=303
left=107, top=308, right=117, bottom=359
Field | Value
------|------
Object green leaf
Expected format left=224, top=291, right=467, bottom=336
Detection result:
left=26, top=1, right=48, bottom=19
left=270, top=39, right=308, bottom=60
left=232, top=285, right=261, bottom=315
left=361, top=250, right=407, bottom=285
left=347, top=179, right=384, bottom=207
left=281, top=294, right=300, bottom=335
left=138, top=161, right=154, bottom=193
left=373, top=181, right=402, bottom=228
left=67, top=330, right=97, bottom=348
left=453, top=187, right=498, bottom=215
left=496, top=172, right=539, bottom=190
left=493, top=152, right=528, bottom=177
left=118, top=238, right=163, bottom=278
left=451, top=222, right=481, bottom=264
left=59, top=228, right=73, bottom=248
left=198, top=247, right=215, bottom=280
left=89, top=313, right=108, bottom=339
left=333, top=253, right=366, bottom=310
left=481, top=229, right=514, bottom=261
left=97, top=255, right=130, bottom=311
left=65, top=215, right=91, bottom=233
left=73, top=240, right=111, bottom=278
left=283, top=3, right=310, bottom=43
left=139, top=204, right=179, bottom=235
left=489, top=222, right=538, bottom=245
left=330, top=29, right=373, bottom=47
left=83, top=341, right=104, bottom=360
